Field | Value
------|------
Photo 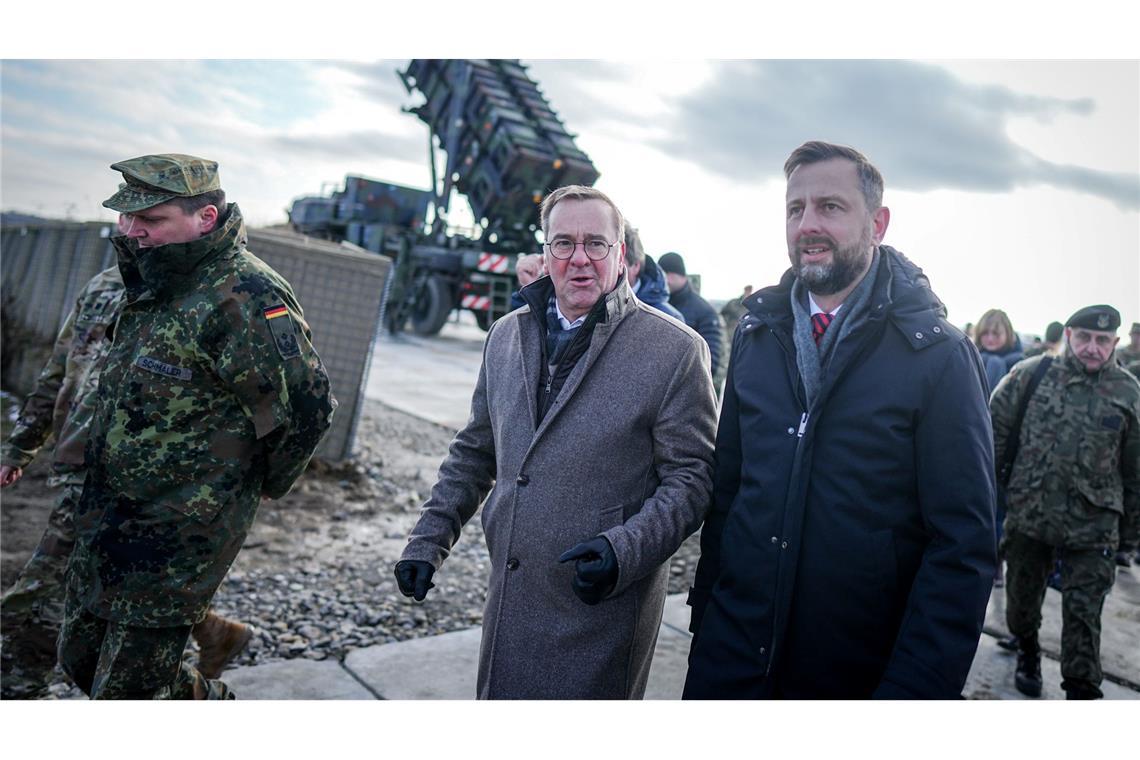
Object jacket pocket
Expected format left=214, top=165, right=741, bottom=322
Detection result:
left=596, top=499, right=639, bottom=534
left=1078, top=427, right=1120, bottom=478
left=1076, top=479, right=1124, bottom=514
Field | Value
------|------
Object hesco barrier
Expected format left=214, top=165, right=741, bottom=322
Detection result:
left=0, top=219, right=390, bottom=462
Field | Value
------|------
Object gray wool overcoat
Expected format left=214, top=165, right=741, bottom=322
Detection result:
left=401, top=278, right=717, bottom=699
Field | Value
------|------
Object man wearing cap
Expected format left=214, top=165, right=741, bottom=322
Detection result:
left=57, top=154, right=337, bottom=699
left=991, top=304, right=1140, bottom=699
left=657, top=252, right=723, bottom=379
left=1116, top=322, right=1140, bottom=377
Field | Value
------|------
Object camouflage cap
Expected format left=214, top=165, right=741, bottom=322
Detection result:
left=1065, top=304, right=1120, bottom=332
left=102, top=154, right=220, bottom=213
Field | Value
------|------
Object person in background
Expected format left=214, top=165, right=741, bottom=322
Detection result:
left=992, top=305, right=1139, bottom=699
left=658, top=251, right=723, bottom=378
left=1024, top=321, right=1064, bottom=359
left=975, top=308, right=1024, bottom=395
left=1117, top=322, right=1140, bottom=377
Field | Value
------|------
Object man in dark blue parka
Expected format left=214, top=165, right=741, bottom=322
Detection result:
left=683, top=141, right=996, bottom=699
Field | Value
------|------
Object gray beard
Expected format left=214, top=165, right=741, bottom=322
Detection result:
left=794, top=243, right=871, bottom=296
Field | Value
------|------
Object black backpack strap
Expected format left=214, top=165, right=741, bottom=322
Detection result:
left=998, top=356, right=1053, bottom=487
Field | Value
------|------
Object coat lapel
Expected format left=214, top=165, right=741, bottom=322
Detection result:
left=530, top=281, right=633, bottom=444
left=516, top=309, right=543, bottom=433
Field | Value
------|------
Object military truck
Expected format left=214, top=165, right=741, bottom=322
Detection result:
left=288, top=59, right=599, bottom=335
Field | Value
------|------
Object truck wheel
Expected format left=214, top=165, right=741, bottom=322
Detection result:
left=410, top=275, right=452, bottom=336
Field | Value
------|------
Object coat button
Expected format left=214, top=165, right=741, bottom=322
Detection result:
left=932, top=326, right=942, bottom=334
left=781, top=541, right=788, bottom=549
left=787, top=427, right=795, bottom=435
left=771, top=536, right=778, bottom=544
left=507, top=558, right=520, bottom=570
left=760, top=646, right=766, bottom=655
left=915, top=331, right=924, bottom=340
left=516, top=474, right=529, bottom=486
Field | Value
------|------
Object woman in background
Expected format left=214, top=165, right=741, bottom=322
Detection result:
left=975, top=308, right=1024, bottom=395
left=975, top=307, right=1024, bottom=587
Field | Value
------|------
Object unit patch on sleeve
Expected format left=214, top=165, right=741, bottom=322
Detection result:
left=264, top=303, right=301, bottom=360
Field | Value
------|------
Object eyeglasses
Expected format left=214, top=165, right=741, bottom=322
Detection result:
left=543, top=238, right=619, bottom=261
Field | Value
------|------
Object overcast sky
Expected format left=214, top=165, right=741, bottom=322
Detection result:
left=2, top=21, right=1138, bottom=340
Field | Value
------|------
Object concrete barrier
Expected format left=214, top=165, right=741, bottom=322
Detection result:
left=0, top=217, right=389, bottom=461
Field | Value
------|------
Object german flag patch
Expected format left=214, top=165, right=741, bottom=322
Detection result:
left=263, top=303, right=301, bottom=359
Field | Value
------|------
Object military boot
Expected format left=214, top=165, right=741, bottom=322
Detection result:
left=1062, top=680, right=1103, bottom=700
left=1014, top=634, right=1043, bottom=698
left=192, top=612, right=252, bottom=679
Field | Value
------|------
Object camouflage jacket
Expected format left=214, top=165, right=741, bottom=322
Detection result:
left=991, top=351, right=1140, bottom=549
left=1, top=266, right=124, bottom=480
left=1117, top=346, right=1140, bottom=378
left=70, top=204, right=337, bottom=626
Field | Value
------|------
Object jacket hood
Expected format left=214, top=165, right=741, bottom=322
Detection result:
left=745, top=245, right=946, bottom=331
left=636, top=255, right=674, bottom=307
left=113, top=203, right=246, bottom=298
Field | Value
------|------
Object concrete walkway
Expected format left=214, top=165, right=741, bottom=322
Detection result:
left=224, top=573, right=1140, bottom=699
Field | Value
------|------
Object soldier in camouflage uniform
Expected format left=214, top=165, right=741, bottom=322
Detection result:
left=991, top=304, right=1140, bottom=700
left=1117, top=322, right=1140, bottom=377
left=1, top=267, right=122, bottom=698
left=1, top=264, right=254, bottom=698
left=57, top=154, right=337, bottom=699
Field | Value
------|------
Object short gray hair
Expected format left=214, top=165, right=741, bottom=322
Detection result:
left=539, top=185, right=625, bottom=242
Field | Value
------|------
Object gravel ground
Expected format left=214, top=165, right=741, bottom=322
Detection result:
left=2, top=395, right=701, bottom=697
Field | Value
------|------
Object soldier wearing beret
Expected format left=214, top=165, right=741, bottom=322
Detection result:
left=991, top=304, right=1140, bottom=699
left=57, top=154, right=337, bottom=699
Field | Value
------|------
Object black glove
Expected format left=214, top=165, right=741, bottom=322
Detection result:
left=558, top=536, right=618, bottom=605
left=394, top=560, right=436, bottom=601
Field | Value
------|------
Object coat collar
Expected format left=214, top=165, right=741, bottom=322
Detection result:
left=517, top=275, right=637, bottom=439
left=517, top=270, right=638, bottom=327
left=742, top=245, right=950, bottom=352
left=113, top=203, right=246, bottom=300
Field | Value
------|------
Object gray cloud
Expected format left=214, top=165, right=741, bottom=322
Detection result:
left=526, top=59, right=640, bottom=131
left=266, top=130, right=425, bottom=163
left=655, top=60, right=1139, bottom=209
left=326, top=60, right=411, bottom=104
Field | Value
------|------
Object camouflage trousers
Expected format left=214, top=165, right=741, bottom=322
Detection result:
left=0, top=479, right=82, bottom=698
left=57, top=578, right=232, bottom=700
left=1003, top=530, right=1116, bottom=695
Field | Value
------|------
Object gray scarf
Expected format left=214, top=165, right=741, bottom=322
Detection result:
left=791, top=248, right=880, bottom=409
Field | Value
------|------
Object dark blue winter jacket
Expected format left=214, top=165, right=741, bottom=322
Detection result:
left=668, top=280, right=722, bottom=376
left=683, top=246, right=996, bottom=699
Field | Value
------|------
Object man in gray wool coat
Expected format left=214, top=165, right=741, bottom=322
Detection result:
left=394, top=185, right=718, bottom=699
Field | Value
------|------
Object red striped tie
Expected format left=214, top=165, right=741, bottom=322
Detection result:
left=812, top=312, right=833, bottom=345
